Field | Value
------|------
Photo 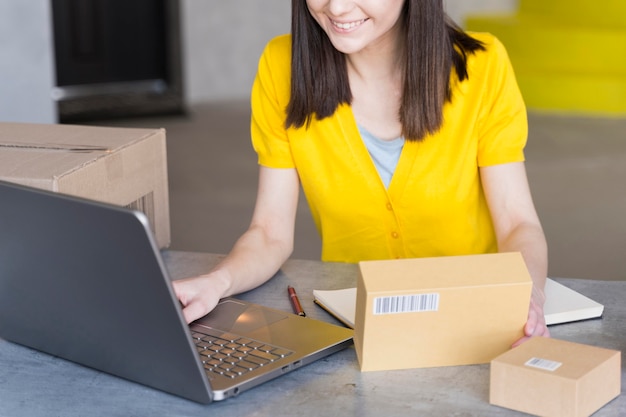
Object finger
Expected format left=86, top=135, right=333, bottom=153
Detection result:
left=529, top=306, right=550, bottom=338
left=512, top=307, right=542, bottom=347
left=171, top=280, right=187, bottom=303
left=524, top=309, right=538, bottom=337
left=181, top=300, right=210, bottom=324
left=533, top=321, right=550, bottom=338
left=512, top=335, right=528, bottom=348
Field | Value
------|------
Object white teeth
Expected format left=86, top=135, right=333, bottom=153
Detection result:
left=332, top=19, right=366, bottom=30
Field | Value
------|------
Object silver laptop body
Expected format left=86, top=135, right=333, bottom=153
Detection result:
left=0, top=180, right=353, bottom=404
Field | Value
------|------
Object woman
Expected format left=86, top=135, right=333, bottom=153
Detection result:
left=174, top=0, right=550, bottom=345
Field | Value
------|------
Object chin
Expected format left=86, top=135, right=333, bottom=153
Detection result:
left=326, top=36, right=365, bottom=55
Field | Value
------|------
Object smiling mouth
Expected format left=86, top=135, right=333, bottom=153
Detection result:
left=331, top=18, right=368, bottom=30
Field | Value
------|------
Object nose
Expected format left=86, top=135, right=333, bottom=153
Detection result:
left=327, top=0, right=354, bottom=17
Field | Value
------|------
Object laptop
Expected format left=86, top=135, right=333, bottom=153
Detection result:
left=0, top=180, right=353, bottom=404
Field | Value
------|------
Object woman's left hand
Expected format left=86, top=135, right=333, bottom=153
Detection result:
left=513, top=287, right=550, bottom=347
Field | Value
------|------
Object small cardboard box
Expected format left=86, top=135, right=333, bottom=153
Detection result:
left=354, top=252, right=532, bottom=371
left=490, top=337, right=621, bottom=417
left=0, top=122, right=170, bottom=248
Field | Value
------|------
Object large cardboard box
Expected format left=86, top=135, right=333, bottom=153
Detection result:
left=490, top=337, right=621, bottom=417
left=354, top=252, right=532, bottom=371
left=0, top=122, right=170, bottom=248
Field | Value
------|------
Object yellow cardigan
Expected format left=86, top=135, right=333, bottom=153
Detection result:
left=250, top=32, right=527, bottom=263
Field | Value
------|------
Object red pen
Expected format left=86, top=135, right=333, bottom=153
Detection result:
left=288, top=285, right=306, bottom=317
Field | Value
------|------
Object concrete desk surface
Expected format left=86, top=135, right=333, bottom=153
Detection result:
left=1, top=250, right=624, bottom=416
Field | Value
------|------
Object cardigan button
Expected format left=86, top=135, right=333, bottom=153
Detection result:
left=386, top=203, right=393, bottom=211
left=391, top=231, right=399, bottom=239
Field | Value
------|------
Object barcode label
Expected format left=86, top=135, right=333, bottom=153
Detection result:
left=525, top=357, right=562, bottom=372
left=373, top=293, right=440, bottom=315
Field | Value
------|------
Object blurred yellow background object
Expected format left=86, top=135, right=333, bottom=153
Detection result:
left=466, top=0, right=626, bottom=117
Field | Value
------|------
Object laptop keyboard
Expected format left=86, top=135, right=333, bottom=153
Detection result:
left=191, top=329, right=293, bottom=379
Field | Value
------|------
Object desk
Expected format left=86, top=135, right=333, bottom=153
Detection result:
left=1, top=251, right=624, bottom=416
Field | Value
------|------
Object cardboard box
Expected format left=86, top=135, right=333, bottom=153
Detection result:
left=490, top=337, right=621, bottom=417
left=354, top=252, right=532, bottom=371
left=0, top=122, right=170, bottom=248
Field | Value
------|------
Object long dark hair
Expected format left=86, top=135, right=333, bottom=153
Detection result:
left=286, top=0, right=485, bottom=141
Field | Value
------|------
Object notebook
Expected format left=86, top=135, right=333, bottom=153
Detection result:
left=314, top=278, right=604, bottom=329
left=0, top=180, right=353, bottom=404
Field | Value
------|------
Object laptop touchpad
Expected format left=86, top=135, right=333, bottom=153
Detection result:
left=196, top=299, right=287, bottom=333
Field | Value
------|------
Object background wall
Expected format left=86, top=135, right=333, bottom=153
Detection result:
left=181, top=0, right=291, bottom=104
left=445, top=0, right=518, bottom=25
left=180, top=0, right=519, bottom=104
left=0, top=2, right=56, bottom=123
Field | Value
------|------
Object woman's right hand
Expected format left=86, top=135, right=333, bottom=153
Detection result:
left=172, top=271, right=230, bottom=324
